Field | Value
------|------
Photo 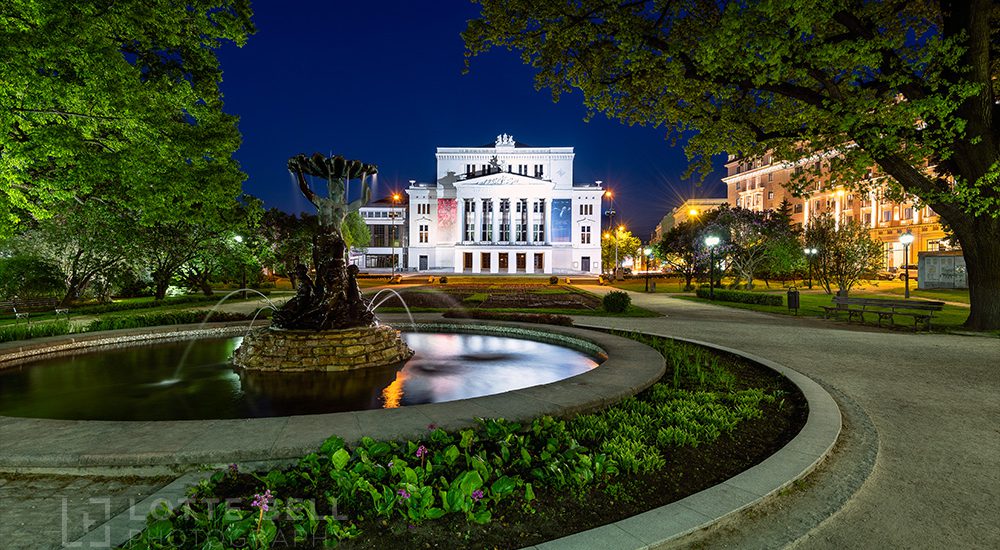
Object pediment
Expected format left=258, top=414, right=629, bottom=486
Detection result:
left=455, top=173, right=550, bottom=187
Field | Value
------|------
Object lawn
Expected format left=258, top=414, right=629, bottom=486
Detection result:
left=674, top=288, right=973, bottom=331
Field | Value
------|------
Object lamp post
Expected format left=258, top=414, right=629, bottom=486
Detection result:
left=899, top=231, right=914, bottom=299
left=604, top=189, right=616, bottom=277
left=804, top=247, right=818, bottom=289
left=391, top=193, right=401, bottom=277
left=704, top=235, right=720, bottom=299
left=643, top=246, right=653, bottom=292
left=234, top=234, right=246, bottom=299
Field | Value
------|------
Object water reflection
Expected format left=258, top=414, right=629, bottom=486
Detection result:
left=0, top=333, right=600, bottom=421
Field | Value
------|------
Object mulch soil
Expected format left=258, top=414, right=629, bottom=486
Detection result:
left=208, top=346, right=807, bottom=549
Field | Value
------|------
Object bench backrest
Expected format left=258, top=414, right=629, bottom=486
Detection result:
left=831, top=296, right=944, bottom=311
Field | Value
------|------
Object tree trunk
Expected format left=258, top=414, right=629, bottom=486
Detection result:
left=953, top=219, right=1000, bottom=330
left=199, top=279, right=214, bottom=297
left=154, top=279, right=170, bottom=300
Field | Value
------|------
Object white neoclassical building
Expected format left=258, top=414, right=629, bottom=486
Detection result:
left=404, top=134, right=604, bottom=274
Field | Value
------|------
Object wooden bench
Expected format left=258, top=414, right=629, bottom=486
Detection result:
left=0, top=297, right=68, bottom=323
left=821, top=296, right=945, bottom=331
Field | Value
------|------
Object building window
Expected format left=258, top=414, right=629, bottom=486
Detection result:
left=793, top=204, right=803, bottom=213
left=735, top=182, right=742, bottom=190
left=416, top=203, right=430, bottom=215
left=883, top=209, right=892, bottom=222
left=768, top=191, right=774, bottom=200
left=533, top=223, right=544, bottom=242
left=768, top=173, right=773, bottom=182
left=581, top=225, right=591, bottom=244
left=903, top=207, right=913, bottom=219
left=533, top=164, right=544, bottom=178
left=464, top=200, right=476, bottom=241
left=864, top=213, right=872, bottom=224
left=579, top=204, right=593, bottom=216
left=418, top=224, right=428, bottom=243
left=481, top=253, right=491, bottom=270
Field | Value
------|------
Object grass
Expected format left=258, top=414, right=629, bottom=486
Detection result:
left=675, top=289, right=973, bottom=331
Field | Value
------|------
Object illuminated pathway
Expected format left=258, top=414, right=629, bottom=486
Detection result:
left=572, top=285, right=999, bottom=549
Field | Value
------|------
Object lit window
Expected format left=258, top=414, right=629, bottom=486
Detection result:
left=581, top=226, right=591, bottom=244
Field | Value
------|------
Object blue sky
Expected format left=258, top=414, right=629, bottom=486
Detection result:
left=217, top=1, right=728, bottom=237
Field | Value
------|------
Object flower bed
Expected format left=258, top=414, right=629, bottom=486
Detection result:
left=123, top=334, right=806, bottom=549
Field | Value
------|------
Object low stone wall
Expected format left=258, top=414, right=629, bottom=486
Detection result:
left=232, top=324, right=413, bottom=371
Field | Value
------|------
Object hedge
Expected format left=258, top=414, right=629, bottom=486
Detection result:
left=695, top=287, right=784, bottom=306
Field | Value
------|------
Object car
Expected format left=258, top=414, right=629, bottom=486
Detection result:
left=896, top=265, right=919, bottom=281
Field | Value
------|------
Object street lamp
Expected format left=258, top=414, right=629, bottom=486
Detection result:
left=233, top=234, right=246, bottom=299
left=643, top=246, right=653, bottom=292
left=704, top=235, right=720, bottom=299
left=391, top=193, right=401, bottom=277
left=899, top=231, right=914, bottom=299
left=804, top=247, right=818, bottom=289
left=603, top=189, right=616, bottom=276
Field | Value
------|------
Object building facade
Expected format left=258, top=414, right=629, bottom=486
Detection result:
left=356, top=196, right=407, bottom=270
left=722, top=153, right=951, bottom=269
left=403, top=134, right=604, bottom=274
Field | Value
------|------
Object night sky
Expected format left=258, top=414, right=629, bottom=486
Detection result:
left=216, top=1, right=728, bottom=238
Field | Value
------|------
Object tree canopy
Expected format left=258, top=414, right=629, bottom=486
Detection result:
left=0, top=0, right=255, bottom=239
left=465, top=0, right=1000, bottom=329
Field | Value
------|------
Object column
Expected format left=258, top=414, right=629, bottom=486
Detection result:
left=475, top=198, right=483, bottom=244
left=803, top=196, right=810, bottom=228
left=834, top=193, right=841, bottom=230
left=458, top=198, right=467, bottom=243
left=526, top=199, right=534, bottom=245
left=492, top=199, right=501, bottom=243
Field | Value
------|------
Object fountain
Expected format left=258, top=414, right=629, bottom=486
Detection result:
left=232, top=153, right=414, bottom=371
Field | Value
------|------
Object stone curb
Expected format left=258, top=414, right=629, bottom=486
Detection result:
left=526, top=326, right=843, bottom=550
left=0, top=322, right=665, bottom=474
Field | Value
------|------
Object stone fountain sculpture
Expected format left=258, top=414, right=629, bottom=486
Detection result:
left=233, top=153, right=413, bottom=371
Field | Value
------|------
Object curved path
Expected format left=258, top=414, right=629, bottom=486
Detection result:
left=573, top=286, right=999, bottom=549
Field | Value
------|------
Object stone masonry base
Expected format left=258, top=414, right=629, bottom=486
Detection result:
left=232, top=325, right=413, bottom=371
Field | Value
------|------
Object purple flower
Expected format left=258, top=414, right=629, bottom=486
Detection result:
left=427, top=423, right=437, bottom=430
left=228, top=463, right=239, bottom=476
left=471, top=489, right=484, bottom=502
left=397, top=488, right=411, bottom=500
left=387, top=461, right=394, bottom=469
left=415, top=445, right=428, bottom=458
left=251, top=489, right=273, bottom=512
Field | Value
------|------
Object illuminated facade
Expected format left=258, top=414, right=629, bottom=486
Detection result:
left=403, top=134, right=604, bottom=274
left=722, top=154, right=951, bottom=269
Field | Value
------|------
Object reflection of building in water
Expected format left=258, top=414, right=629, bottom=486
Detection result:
left=381, top=371, right=406, bottom=409
left=399, top=133, right=604, bottom=274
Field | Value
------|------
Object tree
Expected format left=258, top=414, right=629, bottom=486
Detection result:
left=654, top=208, right=724, bottom=289
left=12, top=205, right=140, bottom=305
left=465, top=0, right=1000, bottom=329
left=0, top=0, right=254, bottom=239
left=805, top=214, right=884, bottom=295
left=601, top=227, right=641, bottom=274
left=0, top=254, right=64, bottom=300
left=708, top=206, right=801, bottom=289
left=343, top=211, right=372, bottom=251
left=260, top=210, right=316, bottom=287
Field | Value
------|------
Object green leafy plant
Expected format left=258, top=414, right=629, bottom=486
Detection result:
left=601, top=290, right=631, bottom=312
left=696, top=287, right=783, bottom=306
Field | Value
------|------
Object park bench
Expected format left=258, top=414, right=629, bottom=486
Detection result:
left=821, top=296, right=944, bottom=331
left=0, top=297, right=69, bottom=323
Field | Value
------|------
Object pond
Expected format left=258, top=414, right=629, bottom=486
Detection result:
left=0, top=332, right=600, bottom=420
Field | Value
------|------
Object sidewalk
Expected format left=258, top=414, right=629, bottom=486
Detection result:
left=572, top=285, right=999, bottom=549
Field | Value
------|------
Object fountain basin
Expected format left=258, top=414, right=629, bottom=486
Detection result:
left=232, top=324, right=413, bottom=371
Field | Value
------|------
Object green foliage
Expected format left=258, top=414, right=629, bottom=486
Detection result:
left=708, top=205, right=802, bottom=289
left=462, top=292, right=489, bottom=304
left=0, top=0, right=255, bottom=238
left=463, top=0, right=1000, bottom=330
left=441, top=310, right=573, bottom=326
left=0, top=320, right=73, bottom=344
left=0, top=254, right=64, bottom=299
left=342, top=210, right=372, bottom=250
left=601, top=227, right=641, bottom=272
left=602, top=290, right=632, bottom=313
left=85, top=310, right=259, bottom=332
left=696, top=287, right=784, bottom=306
left=126, top=332, right=783, bottom=547
left=805, top=214, right=884, bottom=295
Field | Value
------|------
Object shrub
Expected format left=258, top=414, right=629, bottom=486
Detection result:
left=0, top=320, right=73, bottom=344
left=602, top=290, right=631, bottom=313
left=439, top=276, right=448, bottom=284
left=695, top=287, right=783, bottom=306
left=85, top=310, right=260, bottom=332
left=549, top=275, right=559, bottom=285
left=442, top=310, right=573, bottom=326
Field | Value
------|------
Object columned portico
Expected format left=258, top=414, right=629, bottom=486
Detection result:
left=403, top=134, right=603, bottom=274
